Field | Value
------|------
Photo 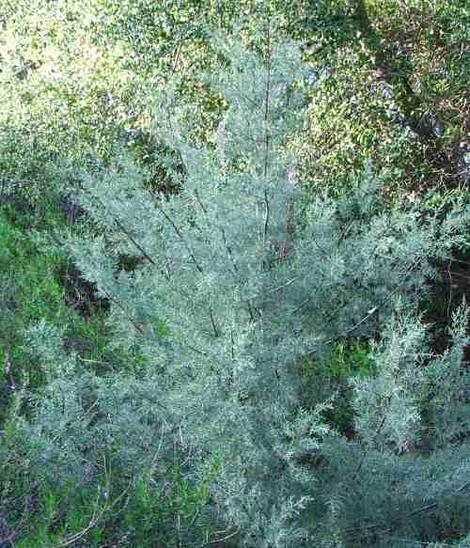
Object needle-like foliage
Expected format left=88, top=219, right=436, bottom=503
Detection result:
left=7, top=36, right=470, bottom=546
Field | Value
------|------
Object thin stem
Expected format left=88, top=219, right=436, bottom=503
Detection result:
left=263, top=23, right=272, bottom=179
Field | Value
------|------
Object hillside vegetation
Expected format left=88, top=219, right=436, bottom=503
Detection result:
left=1, top=1, right=470, bottom=546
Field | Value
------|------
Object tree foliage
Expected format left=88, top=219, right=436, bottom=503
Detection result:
left=1, top=2, right=470, bottom=547
left=299, top=0, right=470, bottom=194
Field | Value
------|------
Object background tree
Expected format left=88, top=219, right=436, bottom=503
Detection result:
left=299, top=0, right=470, bottom=195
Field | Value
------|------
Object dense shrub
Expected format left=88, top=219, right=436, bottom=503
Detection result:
left=2, top=3, right=470, bottom=546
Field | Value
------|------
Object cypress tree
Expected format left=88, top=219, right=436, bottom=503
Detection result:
left=14, top=35, right=470, bottom=546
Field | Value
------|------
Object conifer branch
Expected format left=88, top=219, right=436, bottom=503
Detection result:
left=346, top=479, right=470, bottom=540
left=193, top=189, right=208, bottom=215
left=153, top=200, right=223, bottom=337
left=78, top=180, right=158, bottom=268
left=155, top=203, right=204, bottom=274
left=98, top=286, right=145, bottom=336
left=209, top=308, right=220, bottom=338
left=205, top=527, right=240, bottom=545
left=263, top=23, right=272, bottom=179
left=112, top=217, right=156, bottom=266
left=193, top=189, right=257, bottom=324
left=261, top=23, right=272, bottom=251
left=263, top=188, right=270, bottom=247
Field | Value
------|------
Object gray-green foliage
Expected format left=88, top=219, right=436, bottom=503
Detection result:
left=316, top=307, right=470, bottom=546
left=9, top=39, right=470, bottom=546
